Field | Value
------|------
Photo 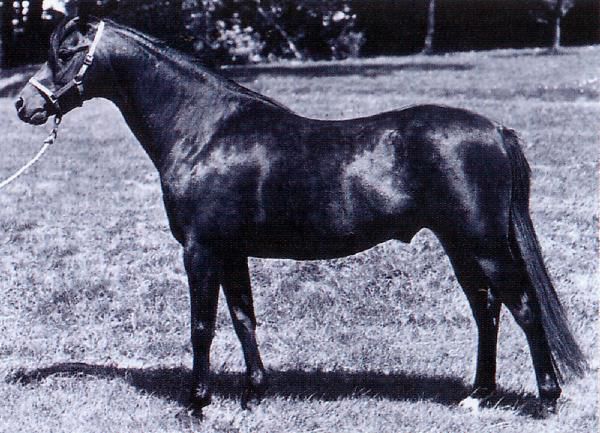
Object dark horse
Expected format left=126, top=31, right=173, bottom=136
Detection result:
left=16, top=16, right=586, bottom=416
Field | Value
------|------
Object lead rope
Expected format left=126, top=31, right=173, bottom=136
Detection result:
left=0, top=115, right=61, bottom=190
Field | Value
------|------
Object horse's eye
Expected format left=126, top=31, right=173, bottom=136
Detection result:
left=58, top=50, right=75, bottom=62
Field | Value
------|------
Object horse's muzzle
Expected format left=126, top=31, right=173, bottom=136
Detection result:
left=16, top=106, right=50, bottom=125
left=15, top=90, right=50, bottom=125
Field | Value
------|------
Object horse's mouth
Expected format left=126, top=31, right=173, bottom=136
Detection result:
left=18, top=108, right=49, bottom=125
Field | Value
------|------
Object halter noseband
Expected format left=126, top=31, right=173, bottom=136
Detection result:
left=29, top=20, right=106, bottom=116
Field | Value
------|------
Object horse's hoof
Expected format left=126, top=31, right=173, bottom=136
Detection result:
left=459, top=396, right=483, bottom=413
left=241, top=386, right=264, bottom=410
left=181, top=397, right=209, bottom=422
left=241, top=371, right=267, bottom=410
left=460, top=386, right=496, bottom=412
left=176, top=406, right=204, bottom=424
left=543, top=399, right=558, bottom=414
left=524, top=398, right=558, bottom=419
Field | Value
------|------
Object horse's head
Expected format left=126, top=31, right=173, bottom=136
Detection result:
left=16, top=17, right=113, bottom=125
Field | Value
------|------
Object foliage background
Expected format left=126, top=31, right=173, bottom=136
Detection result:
left=110, top=0, right=363, bottom=65
left=1, top=0, right=599, bottom=66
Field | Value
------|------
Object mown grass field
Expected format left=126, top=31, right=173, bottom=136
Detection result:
left=0, top=46, right=598, bottom=433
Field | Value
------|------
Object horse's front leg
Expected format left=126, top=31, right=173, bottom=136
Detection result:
left=221, top=254, right=267, bottom=409
left=183, top=242, right=221, bottom=414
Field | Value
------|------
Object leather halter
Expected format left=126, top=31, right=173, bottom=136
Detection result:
left=29, top=20, right=106, bottom=116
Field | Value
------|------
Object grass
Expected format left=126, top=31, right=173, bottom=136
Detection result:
left=0, top=46, right=598, bottom=432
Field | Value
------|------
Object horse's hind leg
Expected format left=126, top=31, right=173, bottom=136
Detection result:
left=221, top=254, right=267, bottom=409
left=473, top=243, right=561, bottom=412
left=442, top=240, right=502, bottom=408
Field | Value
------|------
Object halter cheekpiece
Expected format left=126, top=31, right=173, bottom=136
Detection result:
left=28, top=20, right=106, bottom=117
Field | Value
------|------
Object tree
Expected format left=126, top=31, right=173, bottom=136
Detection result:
left=531, top=0, right=575, bottom=51
left=0, top=0, right=44, bottom=67
left=422, top=0, right=435, bottom=54
left=549, top=0, right=574, bottom=50
left=0, top=0, right=14, bottom=67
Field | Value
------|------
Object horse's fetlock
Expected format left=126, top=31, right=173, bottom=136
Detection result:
left=471, top=384, right=496, bottom=399
left=191, top=383, right=212, bottom=408
left=249, top=368, right=267, bottom=389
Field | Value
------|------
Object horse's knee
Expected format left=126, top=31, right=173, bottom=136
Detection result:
left=474, top=255, right=537, bottom=326
left=501, top=291, right=545, bottom=333
left=191, top=319, right=215, bottom=343
left=509, top=299, right=537, bottom=329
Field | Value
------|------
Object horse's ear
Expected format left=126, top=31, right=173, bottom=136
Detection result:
left=73, top=0, right=118, bottom=22
left=77, top=1, right=99, bottom=20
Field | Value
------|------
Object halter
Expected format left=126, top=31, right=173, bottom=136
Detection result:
left=0, top=21, right=106, bottom=190
left=28, top=20, right=106, bottom=117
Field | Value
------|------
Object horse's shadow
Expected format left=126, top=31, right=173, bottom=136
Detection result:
left=7, top=362, right=542, bottom=416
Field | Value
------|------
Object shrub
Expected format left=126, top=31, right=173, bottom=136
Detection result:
left=118, top=0, right=363, bottom=64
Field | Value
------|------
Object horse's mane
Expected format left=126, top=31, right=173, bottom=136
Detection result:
left=105, top=19, right=293, bottom=113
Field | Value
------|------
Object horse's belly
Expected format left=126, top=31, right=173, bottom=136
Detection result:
left=244, top=213, right=418, bottom=260
left=245, top=235, right=385, bottom=260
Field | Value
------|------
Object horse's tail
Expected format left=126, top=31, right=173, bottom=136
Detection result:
left=500, top=126, right=587, bottom=381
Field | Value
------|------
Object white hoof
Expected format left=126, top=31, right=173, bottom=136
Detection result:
left=459, top=396, right=482, bottom=413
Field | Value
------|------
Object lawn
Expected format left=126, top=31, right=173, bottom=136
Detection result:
left=0, top=46, right=598, bottom=433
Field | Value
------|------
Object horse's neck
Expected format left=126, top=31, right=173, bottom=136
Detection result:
left=108, top=38, right=240, bottom=169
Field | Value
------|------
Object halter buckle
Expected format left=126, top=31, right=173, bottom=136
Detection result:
left=83, top=53, right=94, bottom=65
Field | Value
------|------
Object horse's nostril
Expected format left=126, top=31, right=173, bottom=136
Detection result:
left=15, top=97, right=24, bottom=112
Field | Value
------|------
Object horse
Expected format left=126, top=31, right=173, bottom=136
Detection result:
left=15, top=15, right=586, bottom=416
